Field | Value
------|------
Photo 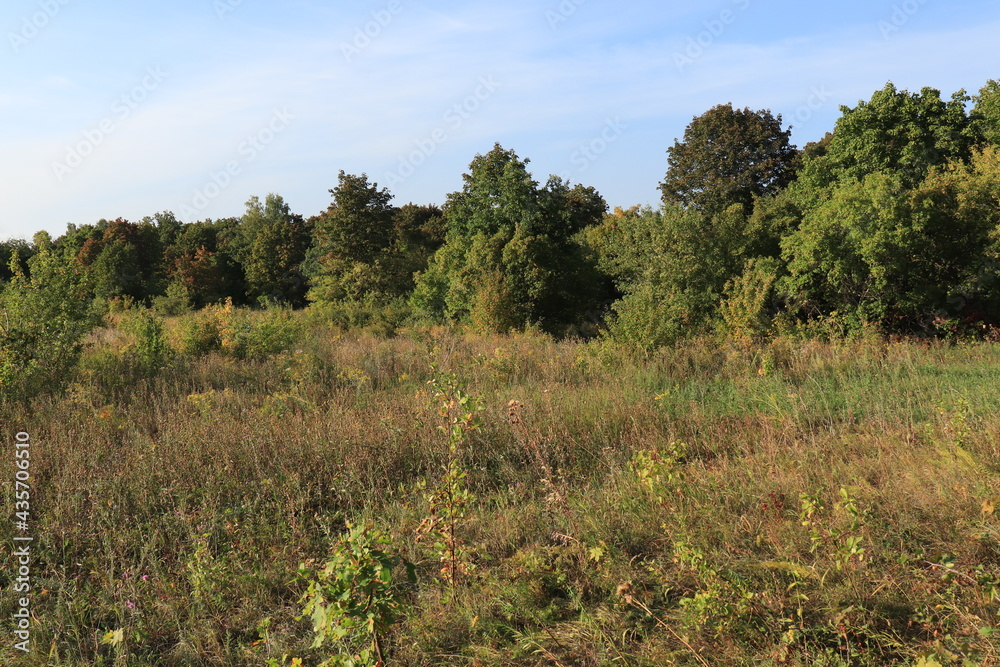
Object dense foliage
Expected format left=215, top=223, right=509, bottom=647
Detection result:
left=658, top=103, right=798, bottom=215
left=410, top=144, right=606, bottom=334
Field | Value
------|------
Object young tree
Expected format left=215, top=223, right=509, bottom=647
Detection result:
left=0, top=238, right=33, bottom=288
left=595, top=204, right=750, bottom=347
left=659, top=103, right=798, bottom=216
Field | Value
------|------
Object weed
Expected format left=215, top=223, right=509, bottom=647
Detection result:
left=298, top=523, right=415, bottom=666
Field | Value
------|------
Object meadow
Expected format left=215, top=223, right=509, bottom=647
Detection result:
left=2, top=305, right=1000, bottom=666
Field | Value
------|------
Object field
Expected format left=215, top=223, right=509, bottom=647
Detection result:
left=2, top=307, right=1000, bottom=666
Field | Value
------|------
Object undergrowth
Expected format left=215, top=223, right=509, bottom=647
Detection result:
left=1, top=306, right=999, bottom=665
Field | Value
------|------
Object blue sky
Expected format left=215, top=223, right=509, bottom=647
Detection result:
left=3, top=0, right=999, bottom=241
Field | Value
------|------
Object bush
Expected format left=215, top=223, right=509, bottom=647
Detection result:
left=0, top=247, right=99, bottom=400
left=120, top=310, right=173, bottom=375
left=152, top=281, right=193, bottom=316
left=218, top=303, right=302, bottom=360
left=174, top=307, right=225, bottom=356
left=305, top=299, right=416, bottom=337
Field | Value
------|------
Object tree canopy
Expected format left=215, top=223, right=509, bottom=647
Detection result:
left=659, top=103, right=798, bottom=216
left=4, top=77, right=1000, bottom=345
left=411, top=144, right=606, bottom=333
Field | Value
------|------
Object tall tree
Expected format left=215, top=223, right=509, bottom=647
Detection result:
left=971, top=79, right=1000, bottom=147
left=305, top=171, right=398, bottom=303
left=241, top=195, right=312, bottom=306
left=659, top=103, right=798, bottom=216
left=75, top=218, right=164, bottom=303
left=798, top=83, right=973, bottom=190
left=780, top=147, right=1000, bottom=332
left=385, top=203, right=447, bottom=298
left=165, top=218, right=246, bottom=307
left=411, top=144, right=606, bottom=333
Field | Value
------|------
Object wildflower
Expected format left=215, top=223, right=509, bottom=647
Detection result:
left=125, top=600, right=136, bottom=609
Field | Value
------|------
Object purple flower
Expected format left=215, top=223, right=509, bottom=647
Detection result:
left=125, top=600, right=136, bottom=609
left=141, top=574, right=149, bottom=581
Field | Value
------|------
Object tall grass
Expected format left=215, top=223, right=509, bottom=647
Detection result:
left=2, top=306, right=999, bottom=665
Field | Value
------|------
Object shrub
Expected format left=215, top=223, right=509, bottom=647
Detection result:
left=0, top=247, right=98, bottom=400
left=298, top=523, right=415, bottom=666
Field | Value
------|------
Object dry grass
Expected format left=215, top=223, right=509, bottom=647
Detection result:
left=1, top=308, right=999, bottom=665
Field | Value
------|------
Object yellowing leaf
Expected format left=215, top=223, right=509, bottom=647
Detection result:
left=100, top=629, right=124, bottom=647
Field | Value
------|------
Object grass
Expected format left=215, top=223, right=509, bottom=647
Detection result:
left=2, top=306, right=1000, bottom=665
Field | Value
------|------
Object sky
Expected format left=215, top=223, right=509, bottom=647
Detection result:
left=2, top=0, right=1000, bottom=241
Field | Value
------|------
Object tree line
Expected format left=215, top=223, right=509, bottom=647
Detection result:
left=3, top=78, right=1000, bottom=352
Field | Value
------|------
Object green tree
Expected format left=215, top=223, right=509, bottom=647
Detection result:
left=411, top=144, right=606, bottom=333
left=384, top=203, right=447, bottom=298
left=971, top=79, right=1000, bottom=147
left=596, top=204, right=750, bottom=347
left=241, top=194, right=312, bottom=306
left=306, top=171, right=399, bottom=303
left=659, top=103, right=798, bottom=216
left=165, top=218, right=247, bottom=307
left=146, top=210, right=184, bottom=251
left=74, top=218, right=164, bottom=303
left=780, top=147, right=1000, bottom=332
left=0, top=238, right=33, bottom=288
left=393, top=203, right=446, bottom=252
left=798, top=83, right=973, bottom=190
